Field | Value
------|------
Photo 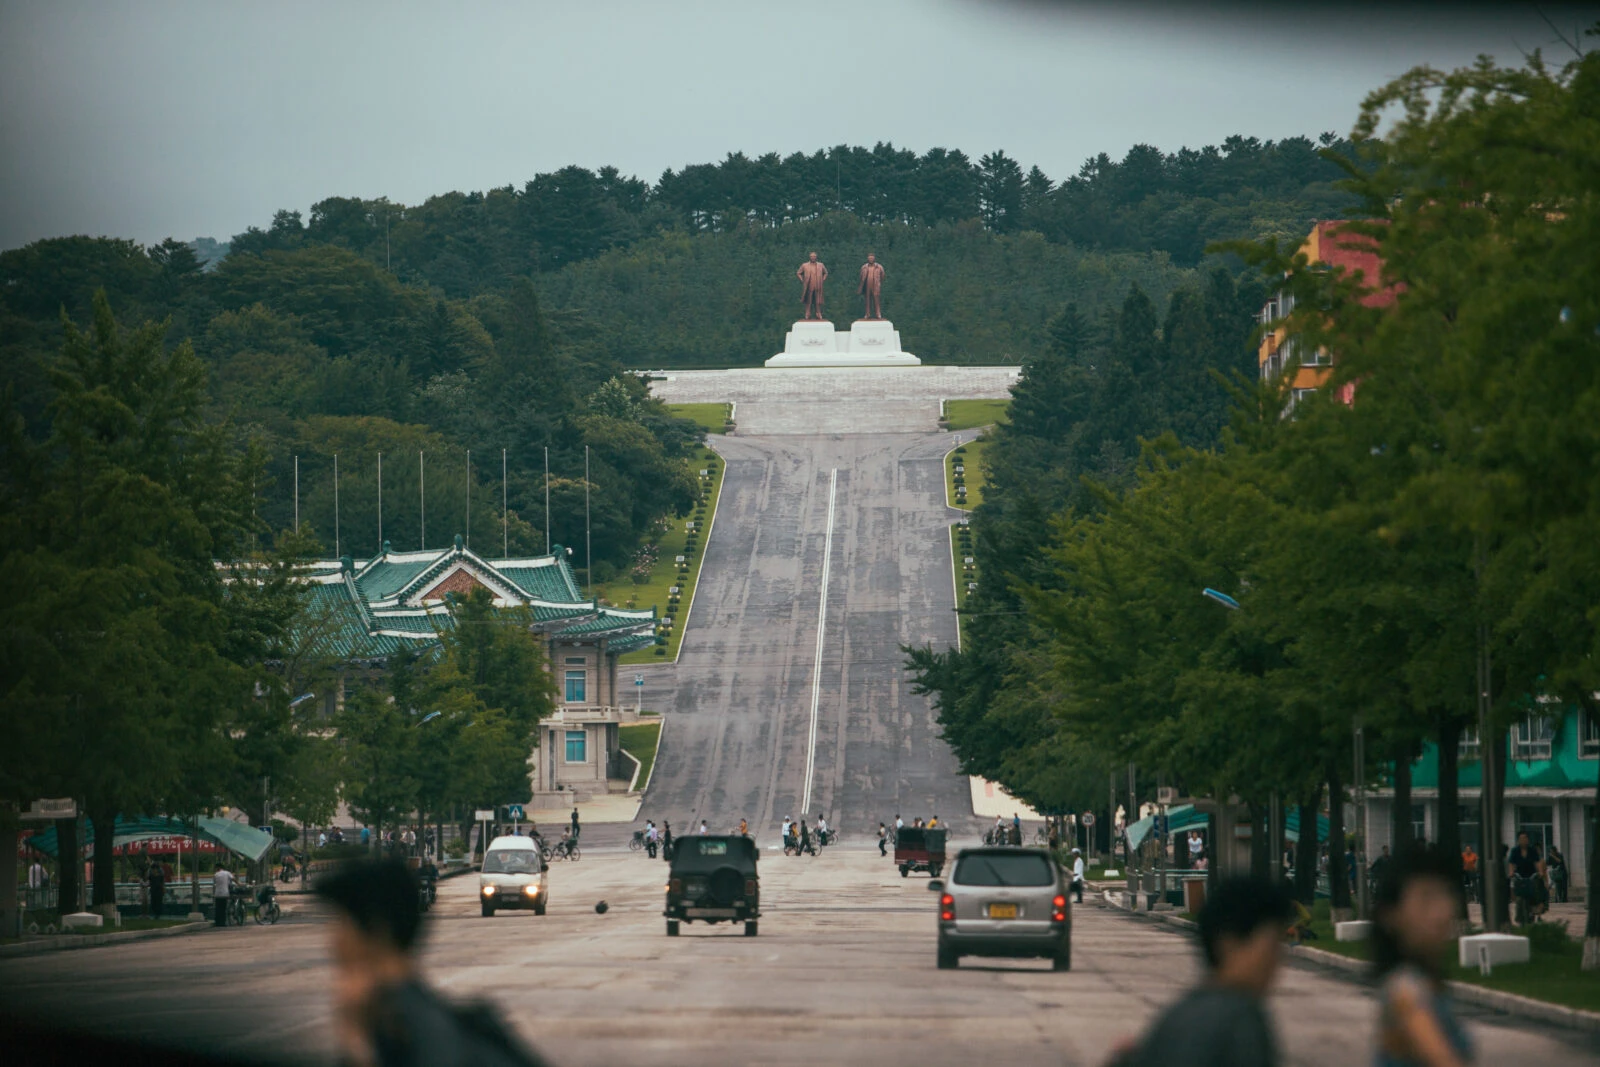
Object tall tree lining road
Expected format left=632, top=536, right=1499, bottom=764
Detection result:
left=639, top=371, right=992, bottom=835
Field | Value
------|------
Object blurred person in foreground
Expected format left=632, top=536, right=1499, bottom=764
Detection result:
left=1372, top=847, right=1472, bottom=1067
left=1110, top=877, right=1292, bottom=1066
left=317, top=859, right=546, bottom=1067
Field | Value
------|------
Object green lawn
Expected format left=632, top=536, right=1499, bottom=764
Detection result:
left=667, top=402, right=732, bottom=434
left=594, top=448, right=726, bottom=664
left=1299, top=920, right=1600, bottom=1013
left=946, top=439, right=988, bottom=510
left=620, top=721, right=662, bottom=792
left=944, top=399, right=1009, bottom=431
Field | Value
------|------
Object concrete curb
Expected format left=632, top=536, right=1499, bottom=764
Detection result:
left=0, top=918, right=212, bottom=958
left=1103, top=895, right=1600, bottom=1036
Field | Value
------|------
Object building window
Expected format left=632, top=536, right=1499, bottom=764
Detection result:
left=564, top=670, right=587, bottom=703
left=564, top=730, right=587, bottom=763
left=1510, top=714, right=1554, bottom=761
left=1581, top=709, right=1599, bottom=758
left=565, top=656, right=586, bottom=665
left=1515, top=804, right=1553, bottom=855
left=1410, top=803, right=1426, bottom=845
left=1458, top=804, right=1481, bottom=853
left=1458, top=726, right=1481, bottom=761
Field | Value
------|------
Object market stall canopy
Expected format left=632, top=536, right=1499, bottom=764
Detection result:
left=20, top=816, right=275, bottom=864
left=1124, top=804, right=1208, bottom=852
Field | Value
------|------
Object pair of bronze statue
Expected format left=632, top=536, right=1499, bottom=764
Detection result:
left=796, top=252, right=885, bottom=321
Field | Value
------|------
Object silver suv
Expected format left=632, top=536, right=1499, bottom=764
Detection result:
left=933, top=847, right=1071, bottom=970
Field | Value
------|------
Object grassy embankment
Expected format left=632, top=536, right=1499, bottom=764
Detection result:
left=1297, top=902, right=1600, bottom=1013
left=943, top=398, right=1010, bottom=432
left=619, top=721, right=662, bottom=792
left=594, top=447, right=726, bottom=664
left=666, top=402, right=732, bottom=434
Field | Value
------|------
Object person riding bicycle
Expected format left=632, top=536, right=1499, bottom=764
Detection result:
left=1507, top=831, right=1547, bottom=919
left=816, top=814, right=829, bottom=846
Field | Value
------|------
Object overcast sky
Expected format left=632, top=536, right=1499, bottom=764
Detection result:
left=1, top=1, right=1594, bottom=250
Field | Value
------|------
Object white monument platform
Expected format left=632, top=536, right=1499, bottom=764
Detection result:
left=765, top=319, right=921, bottom=367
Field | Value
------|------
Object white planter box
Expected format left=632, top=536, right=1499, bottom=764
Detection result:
left=1458, top=933, right=1530, bottom=969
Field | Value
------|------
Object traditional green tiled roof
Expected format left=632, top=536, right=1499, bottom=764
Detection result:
left=608, top=634, right=658, bottom=655
left=284, top=543, right=654, bottom=665
left=354, top=557, right=434, bottom=601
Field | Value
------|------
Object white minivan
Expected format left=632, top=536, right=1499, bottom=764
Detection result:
left=479, top=835, right=547, bottom=917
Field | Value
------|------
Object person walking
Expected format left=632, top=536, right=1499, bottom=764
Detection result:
left=212, top=865, right=235, bottom=927
left=781, top=816, right=792, bottom=846
left=1371, top=848, right=1473, bottom=1067
left=1112, top=877, right=1292, bottom=1066
left=1070, top=848, right=1086, bottom=903
left=798, top=819, right=811, bottom=857
left=698, top=820, right=709, bottom=835
left=27, top=858, right=46, bottom=909
left=147, top=859, right=166, bottom=919
left=1459, top=845, right=1479, bottom=903
left=645, top=821, right=659, bottom=859
left=570, top=807, right=581, bottom=839
left=660, top=821, right=673, bottom=861
left=738, top=818, right=748, bottom=837
left=878, top=823, right=888, bottom=856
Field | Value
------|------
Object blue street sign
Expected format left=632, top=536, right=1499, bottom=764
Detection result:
left=506, top=804, right=525, bottom=820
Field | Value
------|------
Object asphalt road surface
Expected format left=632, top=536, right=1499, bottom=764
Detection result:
left=637, top=431, right=974, bottom=838
left=4, top=849, right=1595, bottom=1067
left=640, top=366, right=1014, bottom=839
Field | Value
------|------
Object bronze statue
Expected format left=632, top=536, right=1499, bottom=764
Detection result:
left=857, top=253, right=885, bottom=319
left=796, top=252, right=829, bottom=320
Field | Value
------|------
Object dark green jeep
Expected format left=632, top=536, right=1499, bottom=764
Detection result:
left=665, top=834, right=760, bottom=936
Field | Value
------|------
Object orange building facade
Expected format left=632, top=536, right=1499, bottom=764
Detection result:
left=1257, top=221, right=1394, bottom=406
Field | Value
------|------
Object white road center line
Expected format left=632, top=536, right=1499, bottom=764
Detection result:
left=801, top=467, right=838, bottom=814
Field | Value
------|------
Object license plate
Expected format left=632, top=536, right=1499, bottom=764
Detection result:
left=987, top=903, right=1018, bottom=919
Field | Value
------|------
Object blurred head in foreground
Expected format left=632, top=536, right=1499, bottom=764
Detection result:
left=1371, top=846, right=1458, bottom=979
left=1197, top=876, right=1294, bottom=994
left=316, top=860, right=423, bottom=1064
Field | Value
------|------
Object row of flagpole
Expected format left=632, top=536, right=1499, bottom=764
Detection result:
left=287, top=445, right=591, bottom=591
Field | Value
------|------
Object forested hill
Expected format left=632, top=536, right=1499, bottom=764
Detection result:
left=207, top=136, right=1356, bottom=365
left=0, top=134, right=1351, bottom=565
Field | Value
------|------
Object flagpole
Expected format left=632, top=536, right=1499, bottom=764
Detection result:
left=333, top=453, right=340, bottom=558
left=419, top=451, right=426, bottom=551
left=585, top=444, right=592, bottom=594
left=502, top=449, right=508, bottom=558
left=465, top=449, right=471, bottom=550
left=544, top=446, right=551, bottom=554
left=293, top=455, right=299, bottom=533
left=377, top=452, right=383, bottom=553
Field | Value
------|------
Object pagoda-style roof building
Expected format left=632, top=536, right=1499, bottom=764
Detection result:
left=293, top=535, right=657, bottom=665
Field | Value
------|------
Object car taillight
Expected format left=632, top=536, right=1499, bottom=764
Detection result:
left=940, top=894, right=954, bottom=922
left=1052, top=894, right=1067, bottom=922
left=669, top=878, right=681, bottom=894
left=745, top=879, right=757, bottom=897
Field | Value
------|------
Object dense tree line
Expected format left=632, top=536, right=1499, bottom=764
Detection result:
left=0, top=238, right=703, bottom=576
left=0, top=295, right=562, bottom=919
left=202, top=136, right=1356, bottom=366
left=909, top=48, right=1600, bottom=961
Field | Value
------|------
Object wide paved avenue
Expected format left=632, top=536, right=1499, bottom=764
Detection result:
left=638, top=431, right=974, bottom=837
left=3, top=848, right=1594, bottom=1066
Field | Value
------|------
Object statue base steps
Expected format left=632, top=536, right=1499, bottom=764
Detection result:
left=766, top=319, right=920, bottom=368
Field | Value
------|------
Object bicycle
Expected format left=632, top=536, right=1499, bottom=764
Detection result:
left=629, top=830, right=646, bottom=852
left=254, top=885, right=281, bottom=925
left=1034, top=826, right=1050, bottom=846
left=551, top=839, right=581, bottom=862
left=226, top=893, right=248, bottom=927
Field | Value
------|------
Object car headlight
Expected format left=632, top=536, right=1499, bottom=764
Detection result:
left=482, top=885, right=497, bottom=896
left=523, top=884, right=540, bottom=897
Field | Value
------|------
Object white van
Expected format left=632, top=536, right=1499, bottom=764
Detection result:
left=479, top=835, right=547, bottom=917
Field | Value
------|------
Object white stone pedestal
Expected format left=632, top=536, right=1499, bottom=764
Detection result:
left=1458, top=932, right=1530, bottom=969
left=766, top=319, right=920, bottom=367
left=1335, top=919, right=1373, bottom=941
